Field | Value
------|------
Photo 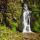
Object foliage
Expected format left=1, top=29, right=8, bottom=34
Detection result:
left=30, top=1, right=40, bottom=32
left=7, top=0, right=22, bottom=32
left=0, top=0, right=40, bottom=32
left=0, top=25, right=23, bottom=40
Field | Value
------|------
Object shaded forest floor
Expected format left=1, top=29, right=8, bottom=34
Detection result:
left=0, top=25, right=40, bottom=40
left=0, top=30, right=40, bottom=40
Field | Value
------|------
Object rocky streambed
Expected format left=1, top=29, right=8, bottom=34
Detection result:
left=23, top=33, right=40, bottom=40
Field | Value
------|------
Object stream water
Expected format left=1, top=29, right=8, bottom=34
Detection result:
left=22, top=3, right=32, bottom=33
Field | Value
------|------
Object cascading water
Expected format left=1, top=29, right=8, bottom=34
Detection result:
left=22, top=3, right=32, bottom=33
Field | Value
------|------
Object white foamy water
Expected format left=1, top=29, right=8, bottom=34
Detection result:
left=22, top=3, right=32, bottom=33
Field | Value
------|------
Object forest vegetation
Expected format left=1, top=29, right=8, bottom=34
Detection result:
left=0, top=0, right=40, bottom=40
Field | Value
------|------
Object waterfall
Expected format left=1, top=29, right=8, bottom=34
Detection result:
left=22, top=3, right=32, bottom=33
